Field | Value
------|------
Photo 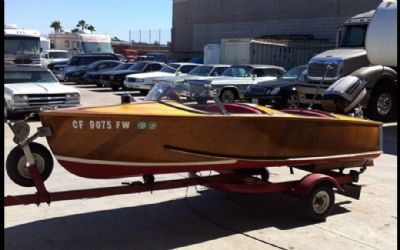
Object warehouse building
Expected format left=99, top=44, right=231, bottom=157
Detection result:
left=172, top=0, right=382, bottom=53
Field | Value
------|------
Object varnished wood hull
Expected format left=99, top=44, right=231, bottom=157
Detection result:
left=39, top=102, right=382, bottom=179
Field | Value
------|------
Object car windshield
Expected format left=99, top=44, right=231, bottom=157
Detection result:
left=128, top=62, right=147, bottom=71
left=48, top=51, right=70, bottom=59
left=81, top=42, right=113, bottom=53
left=160, top=64, right=177, bottom=73
left=5, top=71, right=58, bottom=84
left=222, top=66, right=253, bottom=77
left=281, top=66, right=307, bottom=80
left=5, top=36, right=40, bottom=55
left=188, top=66, right=214, bottom=76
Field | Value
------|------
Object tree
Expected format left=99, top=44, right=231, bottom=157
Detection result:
left=71, top=28, right=80, bottom=33
left=86, top=25, right=96, bottom=33
left=50, top=21, right=62, bottom=34
left=76, top=20, right=86, bottom=30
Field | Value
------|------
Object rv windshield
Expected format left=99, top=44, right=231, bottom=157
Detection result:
left=4, top=36, right=40, bottom=54
left=81, top=42, right=113, bottom=53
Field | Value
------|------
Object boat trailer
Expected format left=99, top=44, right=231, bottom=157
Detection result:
left=4, top=120, right=368, bottom=220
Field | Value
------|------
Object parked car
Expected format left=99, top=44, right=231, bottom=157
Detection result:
left=244, top=65, right=308, bottom=108
left=52, top=53, right=120, bottom=81
left=85, top=62, right=134, bottom=86
left=64, top=60, right=122, bottom=84
left=124, top=62, right=199, bottom=94
left=187, top=56, right=204, bottom=64
left=116, top=54, right=127, bottom=62
left=154, top=64, right=230, bottom=85
left=100, top=61, right=165, bottom=91
left=121, top=49, right=139, bottom=61
left=185, top=64, right=286, bottom=103
left=4, top=65, right=80, bottom=119
left=40, top=49, right=71, bottom=68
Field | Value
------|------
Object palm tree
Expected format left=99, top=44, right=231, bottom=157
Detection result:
left=71, top=28, right=80, bottom=33
left=50, top=21, right=62, bottom=34
left=86, top=25, right=96, bottom=33
left=76, top=20, right=86, bottom=30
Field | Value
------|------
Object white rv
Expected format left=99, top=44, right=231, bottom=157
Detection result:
left=4, top=24, right=41, bottom=65
left=48, top=30, right=113, bottom=55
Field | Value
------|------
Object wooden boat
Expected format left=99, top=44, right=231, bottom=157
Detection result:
left=39, top=84, right=382, bottom=179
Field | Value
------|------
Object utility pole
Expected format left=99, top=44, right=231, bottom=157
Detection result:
left=149, top=30, right=151, bottom=44
left=129, top=30, right=131, bottom=44
left=159, top=29, right=161, bottom=45
left=139, top=30, right=141, bottom=43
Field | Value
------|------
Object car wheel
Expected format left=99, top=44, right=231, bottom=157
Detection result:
left=367, top=84, right=397, bottom=122
left=286, top=93, right=300, bottom=108
left=96, top=83, right=103, bottom=87
left=4, top=102, right=11, bottom=119
left=111, top=85, right=120, bottom=91
left=139, top=90, right=149, bottom=95
left=220, top=89, right=236, bottom=103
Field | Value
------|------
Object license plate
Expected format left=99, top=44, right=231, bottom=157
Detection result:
left=252, top=98, right=259, bottom=104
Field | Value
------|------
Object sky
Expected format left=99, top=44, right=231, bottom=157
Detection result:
left=4, top=0, right=173, bottom=44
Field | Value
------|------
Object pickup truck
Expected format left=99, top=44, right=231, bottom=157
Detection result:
left=4, top=65, right=80, bottom=118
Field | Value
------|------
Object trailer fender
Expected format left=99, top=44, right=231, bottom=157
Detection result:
left=294, top=173, right=344, bottom=197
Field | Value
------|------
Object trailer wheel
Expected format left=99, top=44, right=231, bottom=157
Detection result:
left=367, top=83, right=397, bottom=122
left=302, top=184, right=335, bottom=221
left=6, top=143, right=54, bottom=187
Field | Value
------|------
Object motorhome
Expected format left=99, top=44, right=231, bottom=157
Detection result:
left=4, top=24, right=41, bottom=65
left=48, top=30, right=113, bottom=55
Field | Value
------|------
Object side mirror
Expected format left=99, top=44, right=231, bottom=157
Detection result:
left=252, top=74, right=257, bottom=80
left=175, top=71, right=182, bottom=76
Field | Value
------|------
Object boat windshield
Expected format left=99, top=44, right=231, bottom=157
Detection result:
left=145, top=82, right=191, bottom=102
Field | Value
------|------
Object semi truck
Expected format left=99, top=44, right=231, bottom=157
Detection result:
left=4, top=24, right=41, bottom=65
left=48, top=30, right=113, bottom=56
left=298, top=1, right=397, bottom=122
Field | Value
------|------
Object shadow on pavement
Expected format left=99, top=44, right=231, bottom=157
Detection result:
left=382, top=124, right=397, bottom=156
left=5, top=190, right=351, bottom=249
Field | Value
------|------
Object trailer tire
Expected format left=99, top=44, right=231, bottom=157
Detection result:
left=367, top=83, right=397, bottom=122
left=302, top=183, right=335, bottom=221
left=6, top=143, right=54, bottom=187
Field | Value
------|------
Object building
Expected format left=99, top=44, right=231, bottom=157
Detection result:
left=172, top=0, right=381, bottom=53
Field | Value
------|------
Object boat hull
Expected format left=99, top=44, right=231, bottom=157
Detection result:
left=40, top=104, right=382, bottom=179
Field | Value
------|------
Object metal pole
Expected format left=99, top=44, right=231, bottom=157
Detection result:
left=129, top=30, right=131, bottom=44
left=149, top=29, right=151, bottom=44
left=159, top=29, right=161, bottom=45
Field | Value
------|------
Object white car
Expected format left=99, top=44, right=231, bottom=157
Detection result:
left=153, top=64, right=230, bottom=85
left=40, top=49, right=71, bottom=68
left=4, top=65, right=80, bottom=118
left=185, top=64, right=286, bottom=103
left=124, top=62, right=199, bottom=92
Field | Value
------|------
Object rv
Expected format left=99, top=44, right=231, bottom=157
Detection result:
left=48, top=30, right=113, bottom=55
left=4, top=24, right=41, bottom=65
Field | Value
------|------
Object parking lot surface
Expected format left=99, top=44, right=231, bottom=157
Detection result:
left=4, top=83, right=397, bottom=250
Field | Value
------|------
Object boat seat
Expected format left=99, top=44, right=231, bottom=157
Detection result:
left=280, top=108, right=335, bottom=118
left=206, top=103, right=264, bottom=114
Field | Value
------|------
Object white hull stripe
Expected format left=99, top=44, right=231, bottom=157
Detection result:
left=55, top=155, right=237, bottom=167
left=55, top=150, right=382, bottom=167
